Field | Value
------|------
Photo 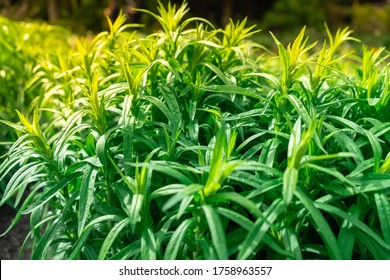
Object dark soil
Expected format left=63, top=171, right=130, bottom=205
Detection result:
left=0, top=205, right=31, bottom=259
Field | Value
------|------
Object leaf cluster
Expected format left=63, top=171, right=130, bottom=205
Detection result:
left=1, top=1, right=390, bottom=260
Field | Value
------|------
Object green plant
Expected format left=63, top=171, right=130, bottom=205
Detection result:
left=1, top=1, right=390, bottom=260
left=0, top=16, right=72, bottom=202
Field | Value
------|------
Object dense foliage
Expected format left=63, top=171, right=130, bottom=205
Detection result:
left=1, top=2, right=390, bottom=260
left=0, top=16, right=72, bottom=162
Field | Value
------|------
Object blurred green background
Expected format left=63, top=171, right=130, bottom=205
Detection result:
left=1, top=0, right=389, bottom=47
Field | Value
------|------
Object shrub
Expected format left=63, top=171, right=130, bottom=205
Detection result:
left=1, top=2, right=390, bottom=260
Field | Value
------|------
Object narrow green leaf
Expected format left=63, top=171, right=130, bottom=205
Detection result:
left=82, top=246, right=99, bottom=260
left=325, top=115, right=365, bottom=135
left=245, top=73, right=281, bottom=90
left=203, top=62, right=233, bottom=85
left=113, top=183, right=132, bottom=216
left=374, top=193, right=390, bottom=244
left=78, top=164, right=98, bottom=236
left=217, top=207, right=253, bottom=231
left=295, top=188, right=343, bottom=259
left=22, top=172, right=81, bottom=214
left=236, top=160, right=283, bottom=176
left=282, top=226, right=302, bottom=260
left=98, top=217, right=131, bottom=260
left=31, top=217, right=62, bottom=260
left=288, top=117, right=301, bottom=160
left=69, top=214, right=124, bottom=260
left=143, top=95, right=173, bottom=123
left=129, top=194, right=144, bottom=233
left=1, top=161, right=46, bottom=205
left=0, top=119, right=26, bottom=132
left=204, top=124, right=226, bottom=196
left=198, top=238, right=218, bottom=260
left=337, top=205, right=359, bottom=259
left=354, top=230, right=390, bottom=259
left=288, top=95, right=326, bottom=153
left=379, top=155, right=390, bottom=174
left=238, top=198, right=285, bottom=260
left=323, top=122, right=364, bottom=164
left=302, top=152, right=356, bottom=164
left=304, top=163, right=355, bottom=187
left=164, top=218, right=195, bottom=260
left=141, top=226, right=157, bottom=260
left=149, top=184, right=186, bottom=201
left=196, top=85, right=262, bottom=100
left=108, top=155, right=137, bottom=194
left=259, top=138, right=280, bottom=170
left=283, top=166, right=299, bottom=206
left=163, top=184, right=203, bottom=211
left=203, top=205, right=229, bottom=260
left=96, top=132, right=108, bottom=165
left=363, top=129, right=382, bottom=172
left=177, top=195, right=193, bottom=219
left=0, top=154, right=26, bottom=183
left=122, top=95, right=134, bottom=175
left=128, top=161, right=194, bottom=185
left=109, top=240, right=141, bottom=260
left=209, top=192, right=262, bottom=218
left=160, top=84, right=182, bottom=132
left=15, top=109, right=33, bottom=133
left=288, top=95, right=311, bottom=126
